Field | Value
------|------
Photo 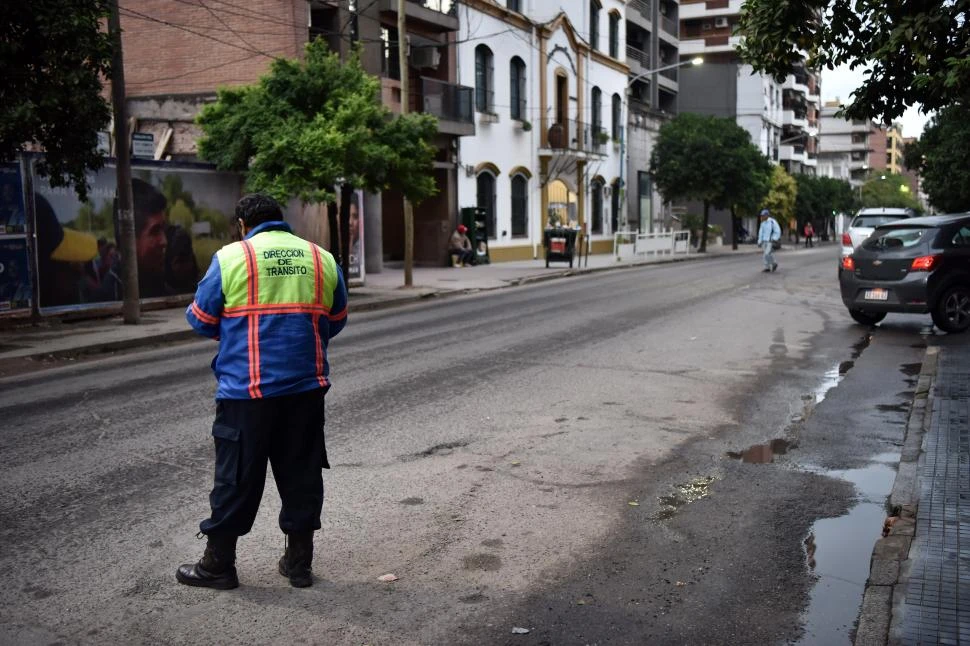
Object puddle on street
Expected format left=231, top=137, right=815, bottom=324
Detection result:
left=653, top=476, right=717, bottom=520
left=796, top=459, right=898, bottom=645
left=727, top=438, right=793, bottom=464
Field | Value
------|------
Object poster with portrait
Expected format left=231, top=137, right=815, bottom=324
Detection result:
left=346, top=189, right=364, bottom=282
left=31, top=160, right=242, bottom=311
left=0, top=237, right=31, bottom=312
left=0, top=164, right=26, bottom=235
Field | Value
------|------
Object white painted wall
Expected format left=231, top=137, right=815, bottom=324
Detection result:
left=456, top=0, right=629, bottom=256
left=736, top=65, right=782, bottom=157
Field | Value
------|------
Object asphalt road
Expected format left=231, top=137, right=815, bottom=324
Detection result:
left=0, top=246, right=934, bottom=645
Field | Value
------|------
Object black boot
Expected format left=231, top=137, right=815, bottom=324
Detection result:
left=176, top=534, right=239, bottom=590
left=278, top=531, right=314, bottom=588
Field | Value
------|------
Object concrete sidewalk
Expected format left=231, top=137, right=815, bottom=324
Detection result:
left=0, top=241, right=779, bottom=364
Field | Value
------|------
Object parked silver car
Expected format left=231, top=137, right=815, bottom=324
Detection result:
left=840, top=207, right=916, bottom=257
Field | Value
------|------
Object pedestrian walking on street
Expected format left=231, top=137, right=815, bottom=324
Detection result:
left=758, top=208, right=781, bottom=273
left=803, top=221, right=815, bottom=248
left=178, top=193, right=348, bottom=590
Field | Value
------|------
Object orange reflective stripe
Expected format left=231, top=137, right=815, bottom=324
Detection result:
left=327, top=308, right=347, bottom=322
left=191, top=301, right=219, bottom=325
left=223, top=303, right=331, bottom=317
left=309, top=242, right=326, bottom=386
left=241, top=241, right=262, bottom=398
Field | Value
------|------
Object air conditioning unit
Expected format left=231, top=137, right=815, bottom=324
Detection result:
left=410, top=46, right=441, bottom=70
left=714, top=16, right=729, bottom=28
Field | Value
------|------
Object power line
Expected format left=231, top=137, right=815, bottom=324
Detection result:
left=119, top=6, right=282, bottom=58
left=198, top=0, right=260, bottom=52
left=125, top=52, right=264, bottom=86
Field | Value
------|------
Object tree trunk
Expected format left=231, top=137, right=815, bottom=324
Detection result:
left=699, top=200, right=710, bottom=253
left=730, top=206, right=738, bottom=251
left=339, top=184, right=352, bottom=285
left=327, top=200, right=340, bottom=266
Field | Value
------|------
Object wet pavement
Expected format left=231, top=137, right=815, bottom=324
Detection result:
left=896, top=342, right=970, bottom=645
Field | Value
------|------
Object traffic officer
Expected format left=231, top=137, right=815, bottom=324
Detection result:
left=177, top=193, right=347, bottom=590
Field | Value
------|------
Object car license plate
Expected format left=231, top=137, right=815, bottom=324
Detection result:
left=864, top=288, right=889, bottom=301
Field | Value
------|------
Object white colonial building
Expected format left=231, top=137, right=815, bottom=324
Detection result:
left=456, top=0, right=630, bottom=260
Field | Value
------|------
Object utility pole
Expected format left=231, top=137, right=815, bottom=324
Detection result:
left=397, top=0, right=414, bottom=287
left=108, top=0, right=140, bottom=324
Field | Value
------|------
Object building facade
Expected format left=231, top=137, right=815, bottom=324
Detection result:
left=869, top=123, right=905, bottom=175
left=817, top=100, right=876, bottom=188
left=678, top=0, right=818, bottom=173
left=626, top=0, right=681, bottom=233
left=456, top=0, right=629, bottom=260
left=117, top=0, right=477, bottom=269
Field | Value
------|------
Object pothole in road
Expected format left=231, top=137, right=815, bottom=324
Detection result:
left=652, top=476, right=717, bottom=521
left=726, top=438, right=795, bottom=464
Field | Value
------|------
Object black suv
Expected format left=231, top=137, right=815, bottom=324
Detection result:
left=839, top=213, right=970, bottom=333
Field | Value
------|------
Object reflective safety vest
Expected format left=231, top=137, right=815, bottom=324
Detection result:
left=186, top=221, right=348, bottom=400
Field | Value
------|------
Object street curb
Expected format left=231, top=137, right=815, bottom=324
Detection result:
left=0, top=244, right=776, bottom=365
left=853, top=346, right=938, bottom=646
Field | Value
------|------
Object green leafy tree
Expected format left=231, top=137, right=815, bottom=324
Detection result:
left=168, top=199, right=195, bottom=229
left=762, top=166, right=798, bottom=231
left=1, top=1, right=114, bottom=200
left=796, top=175, right=857, bottom=233
left=650, top=113, right=772, bottom=252
left=736, top=1, right=970, bottom=124
left=905, top=104, right=970, bottom=213
left=197, top=40, right=437, bottom=206
left=860, top=172, right=920, bottom=210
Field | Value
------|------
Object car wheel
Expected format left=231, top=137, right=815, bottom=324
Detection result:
left=931, top=285, right=970, bottom=333
left=848, top=309, right=887, bottom=326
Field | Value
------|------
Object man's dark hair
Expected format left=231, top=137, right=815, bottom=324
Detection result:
left=131, top=178, right=167, bottom=234
left=236, top=193, right=283, bottom=228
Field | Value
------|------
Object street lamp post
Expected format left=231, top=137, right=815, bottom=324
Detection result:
left=624, top=57, right=703, bottom=233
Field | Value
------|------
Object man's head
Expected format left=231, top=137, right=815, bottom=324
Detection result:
left=127, top=178, right=168, bottom=280
left=236, top=193, right=283, bottom=236
left=457, top=224, right=468, bottom=234
left=760, top=208, right=771, bottom=220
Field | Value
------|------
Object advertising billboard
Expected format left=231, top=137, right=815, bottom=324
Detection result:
left=32, top=162, right=242, bottom=311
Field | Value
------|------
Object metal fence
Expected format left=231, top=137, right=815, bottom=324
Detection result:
left=613, top=230, right=692, bottom=259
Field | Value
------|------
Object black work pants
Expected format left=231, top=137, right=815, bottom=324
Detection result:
left=200, top=388, right=329, bottom=537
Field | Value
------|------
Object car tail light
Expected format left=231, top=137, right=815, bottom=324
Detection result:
left=841, top=233, right=852, bottom=246
left=841, top=256, right=855, bottom=271
left=910, top=255, right=941, bottom=271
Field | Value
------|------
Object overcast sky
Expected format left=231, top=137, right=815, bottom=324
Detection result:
left=820, top=64, right=931, bottom=138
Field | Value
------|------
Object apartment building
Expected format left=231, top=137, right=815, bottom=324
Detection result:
left=455, top=0, right=629, bottom=260
left=626, top=0, right=681, bottom=233
left=117, top=0, right=476, bottom=268
left=677, top=0, right=818, bottom=174
left=817, top=101, right=876, bottom=188
left=869, top=123, right=905, bottom=175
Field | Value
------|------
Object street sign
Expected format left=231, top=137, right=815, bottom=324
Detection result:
left=132, top=132, right=154, bottom=159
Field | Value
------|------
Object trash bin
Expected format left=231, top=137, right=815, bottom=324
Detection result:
left=543, top=226, right=579, bottom=268
left=460, top=207, right=490, bottom=265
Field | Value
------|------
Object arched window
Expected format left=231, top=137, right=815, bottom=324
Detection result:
left=591, top=86, right=602, bottom=137
left=608, top=11, right=620, bottom=58
left=612, top=93, right=622, bottom=142
left=510, top=174, right=528, bottom=238
left=590, top=178, right=604, bottom=234
left=610, top=179, right=621, bottom=232
left=475, top=45, right=494, bottom=113
left=510, top=57, right=527, bottom=121
left=477, top=171, right=497, bottom=239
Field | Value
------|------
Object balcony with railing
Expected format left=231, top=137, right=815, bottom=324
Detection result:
left=545, top=119, right=588, bottom=153
left=661, top=15, right=679, bottom=37
left=629, top=0, right=652, bottom=23
left=626, top=44, right=651, bottom=75
left=418, top=77, right=474, bottom=136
